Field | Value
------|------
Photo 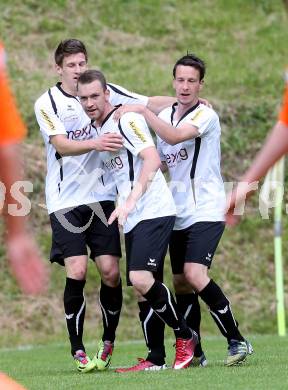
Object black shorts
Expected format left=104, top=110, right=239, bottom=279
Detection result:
left=169, top=221, right=225, bottom=274
left=124, top=216, right=175, bottom=286
left=49, top=201, right=121, bottom=265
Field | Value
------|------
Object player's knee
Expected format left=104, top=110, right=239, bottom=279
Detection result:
left=129, top=271, right=151, bottom=294
left=173, top=274, right=191, bottom=294
left=184, top=268, right=209, bottom=292
left=100, top=266, right=120, bottom=287
left=67, top=267, right=87, bottom=281
left=65, top=257, right=87, bottom=280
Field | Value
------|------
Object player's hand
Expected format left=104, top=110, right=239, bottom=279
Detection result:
left=113, top=104, right=144, bottom=122
left=225, top=199, right=241, bottom=226
left=199, top=97, right=213, bottom=108
left=108, top=199, right=136, bottom=226
left=95, top=133, right=123, bottom=152
left=225, top=184, right=250, bottom=226
left=6, top=232, right=49, bottom=295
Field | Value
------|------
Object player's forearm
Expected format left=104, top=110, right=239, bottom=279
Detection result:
left=241, top=121, right=288, bottom=184
left=142, top=107, right=197, bottom=145
left=127, top=154, right=161, bottom=205
left=51, top=138, right=97, bottom=156
left=147, top=96, right=176, bottom=115
left=147, top=96, right=211, bottom=114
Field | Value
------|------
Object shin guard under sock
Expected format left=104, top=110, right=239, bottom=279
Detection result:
left=199, top=279, right=244, bottom=342
left=99, top=280, right=123, bottom=342
left=138, top=300, right=166, bottom=365
left=143, top=280, right=190, bottom=339
left=64, top=277, right=86, bottom=355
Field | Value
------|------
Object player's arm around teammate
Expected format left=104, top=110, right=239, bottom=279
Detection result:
left=50, top=132, right=123, bottom=155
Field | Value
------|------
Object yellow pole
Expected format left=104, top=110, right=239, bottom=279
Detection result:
left=273, top=157, right=286, bottom=336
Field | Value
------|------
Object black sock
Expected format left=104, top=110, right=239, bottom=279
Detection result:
left=138, top=301, right=166, bottom=365
left=99, top=280, right=122, bottom=343
left=64, top=277, right=86, bottom=355
left=199, top=279, right=244, bottom=342
left=176, top=293, right=203, bottom=356
left=143, top=280, right=190, bottom=339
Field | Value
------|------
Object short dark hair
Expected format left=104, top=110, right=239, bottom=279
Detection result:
left=54, top=39, right=88, bottom=66
left=77, top=69, right=107, bottom=91
left=173, top=54, right=206, bottom=80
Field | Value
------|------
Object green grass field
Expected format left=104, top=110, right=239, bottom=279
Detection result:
left=1, top=335, right=288, bottom=390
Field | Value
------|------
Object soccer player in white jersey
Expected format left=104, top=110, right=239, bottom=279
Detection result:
left=78, top=69, right=199, bottom=371
left=34, top=39, right=180, bottom=373
left=114, top=54, right=253, bottom=366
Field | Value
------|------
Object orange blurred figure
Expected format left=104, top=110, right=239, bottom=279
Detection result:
left=0, top=373, right=27, bottom=390
left=0, top=41, right=48, bottom=294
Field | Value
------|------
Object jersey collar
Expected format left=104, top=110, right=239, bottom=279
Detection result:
left=97, top=105, right=121, bottom=128
left=56, top=82, right=78, bottom=100
left=171, top=100, right=200, bottom=126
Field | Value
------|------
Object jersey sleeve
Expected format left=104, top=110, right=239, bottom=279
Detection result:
left=34, top=96, right=67, bottom=138
left=186, top=106, right=218, bottom=137
left=278, top=71, right=288, bottom=126
left=0, top=43, right=26, bottom=145
left=107, top=83, right=149, bottom=107
left=118, top=113, right=155, bottom=156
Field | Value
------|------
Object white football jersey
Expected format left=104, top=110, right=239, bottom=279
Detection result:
left=96, top=109, right=176, bottom=233
left=157, top=102, right=226, bottom=230
left=34, top=82, right=148, bottom=214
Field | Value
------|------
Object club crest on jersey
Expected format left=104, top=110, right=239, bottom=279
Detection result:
left=67, top=104, right=75, bottom=111
left=129, top=121, right=146, bottom=142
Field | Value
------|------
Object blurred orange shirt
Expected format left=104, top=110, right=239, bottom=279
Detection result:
left=0, top=42, right=26, bottom=145
left=0, top=373, right=27, bottom=389
left=278, top=69, right=288, bottom=126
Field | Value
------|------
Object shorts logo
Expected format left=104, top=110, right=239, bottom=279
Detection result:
left=65, top=313, right=74, bottom=320
left=147, top=258, right=157, bottom=267
left=205, top=253, right=212, bottom=262
left=155, top=304, right=166, bottom=313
